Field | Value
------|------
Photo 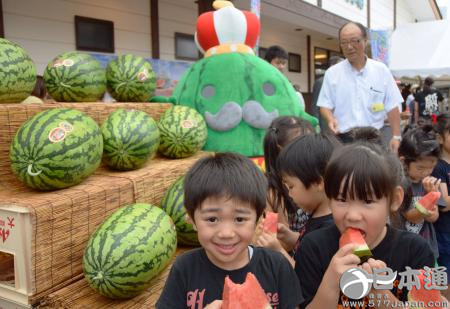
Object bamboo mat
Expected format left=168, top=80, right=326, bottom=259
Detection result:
left=0, top=102, right=171, bottom=177
left=0, top=152, right=209, bottom=304
left=38, top=246, right=193, bottom=309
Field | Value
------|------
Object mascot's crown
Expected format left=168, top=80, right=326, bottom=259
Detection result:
left=195, top=1, right=260, bottom=57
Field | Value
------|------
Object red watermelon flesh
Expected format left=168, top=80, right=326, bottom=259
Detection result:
left=415, top=191, right=441, bottom=216
left=222, top=272, right=272, bottom=309
left=263, top=212, right=278, bottom=235
left=408, top=269, right=443, bottom=308
left=339, top=228, right=372, bottom=263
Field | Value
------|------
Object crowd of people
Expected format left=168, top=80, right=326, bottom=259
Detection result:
left=156, top=21, right=450, bottom=309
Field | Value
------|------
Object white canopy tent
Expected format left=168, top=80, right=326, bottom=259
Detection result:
left=389, top=19, right=450, bottom=79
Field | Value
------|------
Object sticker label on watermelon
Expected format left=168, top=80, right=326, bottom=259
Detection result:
left=59, top=121, right=73, bottom=133
left=137, top=69, right=149, bottom=81
left=53, top=59, right=64, bottom=68
left=63, top=59, right=74, bottom=67
left=181, top=120, right=195, bottom=129
left=49, top=127, right=66, bottom=143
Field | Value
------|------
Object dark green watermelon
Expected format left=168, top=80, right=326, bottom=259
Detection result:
left=10, top=108, right=103, bottom=190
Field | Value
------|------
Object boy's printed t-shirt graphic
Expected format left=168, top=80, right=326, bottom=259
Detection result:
left=295, top=224, right=434, bottom=309
left=424, top=93, right=440, bottom=116
left=156, top=247, right=302, bottom=309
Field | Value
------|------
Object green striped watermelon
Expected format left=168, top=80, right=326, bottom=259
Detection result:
left=158, top=106, right=207, bottom=158
left=43, top=52, right=106, bottom=102
left=0, top=38, right=37, bottom=103
left=83, top=203, right=177, bottom=299
left=10, top=108, right=103, bottom=190
left=160, top=176, right=199, bottom=246
left=101, top=109, right=160, bottom=170
left=106, top=54, right=156, bottom=102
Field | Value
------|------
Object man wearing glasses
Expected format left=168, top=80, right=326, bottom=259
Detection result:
left=317, top=22, right=402, bottom=152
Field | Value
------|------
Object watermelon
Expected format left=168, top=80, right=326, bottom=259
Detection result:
left=158, top=106, right=207, bottom=158
left=43, top=52, right=106, bottom=102
left=415, top=191, right=441, bottom=216
left=263, top=212, right=278, bottom=235
left=101, top=109, right=160, bottom=170
left=83, top=203, right=177, bottom=299
left=160, top=175, right=199, bottom=246
left=408, top=269, right=443, bottom=308
left=10, top=108, right=103, bottom=190
left=106, top=54, right=156, bottom=102
left=0, top=38, right=37, bottom=103
left=339, top=228, right=372, bottom=263
left=222, top=272, right=271, bottom=309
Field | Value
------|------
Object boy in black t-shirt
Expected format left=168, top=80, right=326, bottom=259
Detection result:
left=414, top=77, right=444, bottom=122
left=156, top=153, right=303, bottom=309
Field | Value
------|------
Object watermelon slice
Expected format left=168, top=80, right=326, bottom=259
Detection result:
left=408, top=269, right=443, bottom=308
left=222, top=272, right=272, bottom=309
left=415, top=191, right=441, bottom=216
left=263, top=212, right=278, bottom=235
left=339, top=228, right=372, bottom=263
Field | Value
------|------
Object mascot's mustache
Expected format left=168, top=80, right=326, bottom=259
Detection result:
left=204, top=101, right=279, bottom=131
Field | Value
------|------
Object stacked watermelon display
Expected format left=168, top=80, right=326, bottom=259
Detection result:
left=158, top=106, right=207, bottom=158
left=10, top=108, right=103, bottom=190
left=101, top=109, right=160, bottom=170
left=43, top=52, right=106, bottom=102
left=83, top=203, right=177, bottom=299
left=106, top=54, right=156, bottom=102
left=0, top=38, right=37, bottom=103
left=160, top=175, right=199, bottom=246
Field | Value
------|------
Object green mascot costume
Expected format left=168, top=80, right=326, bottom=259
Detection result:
left=161, top=1, right=318, bottom=157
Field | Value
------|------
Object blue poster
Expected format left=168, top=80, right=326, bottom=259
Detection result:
left=90, top=53, right=193, bottom=97
left=369, top=29, right=391, bottom=66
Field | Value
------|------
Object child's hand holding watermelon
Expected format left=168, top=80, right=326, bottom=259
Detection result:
left=323, top=244, right=361, bottom=291
left=203, top=300, right=222, bottom=309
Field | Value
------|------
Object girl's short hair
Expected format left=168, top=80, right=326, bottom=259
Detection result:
left=263, top=116, right=314, bottom=214
left=278, top=133, right=341, bottom=188
left=324, top=143, right=399, bottom=204
left=346, top=126, right=385, bottom=148
left=184, top=152, right=267, bottom=221
left=435, top=112, right=450, bottom=137
left=398, top=126, right=440, bottom=165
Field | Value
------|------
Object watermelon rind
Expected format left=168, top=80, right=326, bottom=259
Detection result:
left=101, top=109, right=160, bottom=170
left=0, top=38, right=37, bottom=103
left=106, top=54, right=156, bottom=102
left=414, top=201, right=431, bottom=216
left=83, top=203, right=177, bottom=299
left=10, top=108, right=103, bottom=190
left=43, top=51, right=106, bottom=102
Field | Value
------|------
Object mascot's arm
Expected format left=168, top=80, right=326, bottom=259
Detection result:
left=149, top=96, right=177, bottom=104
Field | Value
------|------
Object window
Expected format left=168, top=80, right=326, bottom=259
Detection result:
left=174, top=33, right=198, bottom=61
left=75, top=16, right=114, bottom=53
left=288, top=52, right=301, bottom=73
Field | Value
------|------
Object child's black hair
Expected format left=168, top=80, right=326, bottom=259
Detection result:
left=263, top=116, right=314, bottom=215
left=278, top=133, right=341, bottom=188
left=325, top=143, right=399, bottom=205
left=398, top=126, right=440, bottom=165
left=264, top=45, right=288, bottom=63
left=346, top=126, right=385, bottom=148
left=435, top=112, right=450, bottom=138
left=184, top=152, right=267, bottom=221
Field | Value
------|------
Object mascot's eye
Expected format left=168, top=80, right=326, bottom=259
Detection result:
left=201, top=85, right=216, bottom=98
left=262, top=82, right=275, bottom=96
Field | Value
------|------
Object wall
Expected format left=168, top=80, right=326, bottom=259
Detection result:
left=3, top=0, right=151, bottom=74
left=321, top=0, right=367, bottom=26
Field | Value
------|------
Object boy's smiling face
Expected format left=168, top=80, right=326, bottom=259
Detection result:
left=191, top=196, right=257, bottom=270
